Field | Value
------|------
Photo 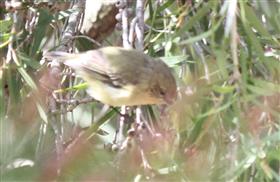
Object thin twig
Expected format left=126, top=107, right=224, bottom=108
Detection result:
left=70, top=35, right=102, bottom=47
left=193, top=42, right=210, bottom=82
left=116, top=0, right=131, bottom=148
left=128, top=17, right=138, bottom=45
left=121, top=0, right=131, bottom=48
left=230, top=0, right=241, bottom=82
left=40, top=0, right=86, bottom=176
left=135, top=0, right=144, bottom=50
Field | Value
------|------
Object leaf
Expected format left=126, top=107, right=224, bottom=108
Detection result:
left=240, top=1, right=267, bottom=62
left=247, top=79, right=280, bottom=95
left=179, top=18, right=223, bottom=45
left=214, top=49, right=229, bottom=78
left=198, top=98, right=235, bottom=119
left=175, top=2, right=211, bottom=37
left=0, top=18, right=12, bottom=33
left=0, top=33, right=11, bottom=48
left=244, top=4, right=271, bottom=38
left=160, top=55, right=191, bottom=67
left=165, top=40, right=173, bottom=53
left=36, top=102, right=48, bottom=124
left=188, top=116, right=206, bottom=144
left=17, top=51, right=41, bottom=69
left=30, top=9, right=53, bottom=56
left=54, top=82, right=88, bottom=93
left=13, top=51, right=37, bottom=90
left=212, top=85, right=235, bottom=94
left=57, top=8, right=76, bottom=20
left=85, top=108, right=117, bottom=140
left=6, top=68, right=21, bottom=103
left=157, top=0, right=174, bottom=13
left=157, top=165, right=178, bottom=174
left=0, top=71, right=5, bottom=117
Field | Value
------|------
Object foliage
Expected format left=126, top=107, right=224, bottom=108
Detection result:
left=0, top=0, right=279, bottom=181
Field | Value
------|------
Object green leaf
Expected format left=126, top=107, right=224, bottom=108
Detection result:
left=244, top=4, right=271, bottom=38
left=214, top=49, right=229, bottom=78
left=165, top=40, right=173, bottom=53
left=198, top=98, right=235, bottom=119
left=179, top=18, right=223, bottom=45
left=57, top=9, right=76, bottom=20
left=240, top=1, right=266, bottom=62
left=247, top=79, right=280, bottom=95
left=212, top=85, right=235, bottom=94
left=188, top=116, right=206, bottom=144
left=157, top=165, right=178, bottom=175
left=0, top=71, right=5, bottom=117
left=85, top=108, right=117, bottom=140
left=31, top=9, right=53, bottom=56
left=17, top=52, right=41, bottom=69
left=160, top=55, right=191, bottom=67
left=54, top=82, right=88, bottom=93
left=0, top=18, right=12, bottom=33
left=0, top=33, right=11, bottom=48
left=157, top=0, right=174, bottom=13
left=6, top=68, right=21, bottom=103
left=36, top=102, right=48, bottom=123
left=175, top=2, right=211, bottom=37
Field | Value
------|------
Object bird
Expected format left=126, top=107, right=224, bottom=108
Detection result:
left=44, top=46, right=177, bottom=106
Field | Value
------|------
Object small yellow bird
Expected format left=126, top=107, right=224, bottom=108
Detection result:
left=44, top=47, right=177, bottom=106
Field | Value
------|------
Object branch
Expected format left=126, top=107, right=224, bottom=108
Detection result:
left=39, top=0, right=86, bottom=176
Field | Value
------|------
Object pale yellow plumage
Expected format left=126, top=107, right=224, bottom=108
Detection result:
left=44, top=46, right=177, bottom=106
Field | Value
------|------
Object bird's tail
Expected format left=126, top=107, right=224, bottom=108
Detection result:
left=43, top=51, right=79, bottom=61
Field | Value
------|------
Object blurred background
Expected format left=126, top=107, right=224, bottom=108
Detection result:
left=0, top=0, right=279, bottom=181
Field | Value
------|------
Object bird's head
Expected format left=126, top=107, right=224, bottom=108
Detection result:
left=150, top=60, right=177, bottom=105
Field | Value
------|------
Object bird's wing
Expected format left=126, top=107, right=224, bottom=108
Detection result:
left=61, top=48, right=153, bottom=88
left=95, top=47, right=154, bottom=86
left=73, top=50, right=127, bottom=88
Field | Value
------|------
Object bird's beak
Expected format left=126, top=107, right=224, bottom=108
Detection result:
left=163, top=96, right=175, bottom=105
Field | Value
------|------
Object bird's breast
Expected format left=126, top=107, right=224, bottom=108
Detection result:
left=86, top=81, right=160, bottom=106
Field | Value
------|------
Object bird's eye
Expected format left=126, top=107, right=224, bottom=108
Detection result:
left=159, top=89, right=165, bottom=96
